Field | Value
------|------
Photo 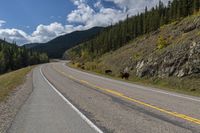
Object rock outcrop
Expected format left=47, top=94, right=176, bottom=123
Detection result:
left=136, top=41, right=200, bottom=78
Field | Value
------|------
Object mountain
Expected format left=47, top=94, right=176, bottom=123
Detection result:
left=25, top=27, right=103, bottom=58
left=64, top=1, right=200, bottom=94
left=24, top=43, right=41, bottom=49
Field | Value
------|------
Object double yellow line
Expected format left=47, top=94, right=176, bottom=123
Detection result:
left=52, top=65, right=200, bottom=125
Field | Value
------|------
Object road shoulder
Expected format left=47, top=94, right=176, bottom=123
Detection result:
left=0, top=70, right=33, bottom=133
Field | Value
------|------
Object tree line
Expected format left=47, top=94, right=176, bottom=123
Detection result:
left=66, top=0, right=200, bottom=61
left=0, top=40, right=49, bottom=74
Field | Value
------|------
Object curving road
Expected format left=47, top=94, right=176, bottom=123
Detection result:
left=9, top=62, right=200, bottom=133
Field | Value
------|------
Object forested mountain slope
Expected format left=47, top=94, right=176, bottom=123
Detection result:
left=24, top=43, right=41, bottom=49
left=25, top=27, right=103, bottom=58
left=0, top=39, right=48, bottom=74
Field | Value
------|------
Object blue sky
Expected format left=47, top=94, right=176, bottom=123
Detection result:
left=0, top=0, right=169, bottom=45
left=0, top=0, right=74, bottom=33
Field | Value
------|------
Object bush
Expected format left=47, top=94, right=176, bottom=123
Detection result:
left=157, top=36, right=169, bottom=49
left=85, top=62, right=97, bottom=70
left=74, top=63, right=81, bottom=68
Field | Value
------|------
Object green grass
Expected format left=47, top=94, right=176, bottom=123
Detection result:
left=0, top=66, right=34, bottom=102
left=68, top=63, right=200, bottom=97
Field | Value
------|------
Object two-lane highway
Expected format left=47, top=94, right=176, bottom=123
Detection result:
left=9, top=62, right=200, bottom=133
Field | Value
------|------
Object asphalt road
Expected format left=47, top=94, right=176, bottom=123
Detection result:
left=9, top=62, right=200, bottom=133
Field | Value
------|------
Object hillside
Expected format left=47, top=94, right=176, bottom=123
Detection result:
left=24, top=43, right=40, bottom=49
left=65, top=3, right=200, bottom=95
left=25, top=27, right=103, bottom=58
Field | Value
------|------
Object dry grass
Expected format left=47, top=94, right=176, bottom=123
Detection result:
left=0, top=66, right=34, bottom=102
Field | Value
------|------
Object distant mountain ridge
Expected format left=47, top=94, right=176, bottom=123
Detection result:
left=24, top=43, right=41, bottom=49
left=25, top=27, right=104, bottom=58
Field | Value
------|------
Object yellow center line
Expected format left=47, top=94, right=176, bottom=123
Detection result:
left=52, top=65, right=200, bottom=125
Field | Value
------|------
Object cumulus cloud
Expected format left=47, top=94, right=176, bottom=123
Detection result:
left=0, top=20, right=30, bottom=44
left=94, top=1, right=103, bottom=9
left=0, top=22, right=66, bottom=44
left=65, top=24, right=85, bottom=32
left=0, top=28, right=29, bottom=44
left=67, top=2, right=94, bottom=24
left=87, top=7, right=125, bottom=27
left=0, top=22, right=86, bottom=45
left=30, top=22, right=87, bottom=43
left=30, top=22, right=66, bottom=43
left=104, top=0, right=170, bottom=10
left=67, top=0, right=170, bottom=28
left=67, top=0, right=126, bottom=28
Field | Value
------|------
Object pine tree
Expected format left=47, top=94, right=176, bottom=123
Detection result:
left=194, top=0, right=200, bottom=13
left=0, top=40, right=49, bottom=74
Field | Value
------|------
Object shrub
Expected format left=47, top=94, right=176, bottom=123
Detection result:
left=75, top=63, right=81, bottom=68
left=157, top=36, right=169, bottom=49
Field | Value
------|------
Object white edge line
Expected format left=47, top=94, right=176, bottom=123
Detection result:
left=62, top=63, right=200, bottom=103
left=39, top=66, right=103, bottom=133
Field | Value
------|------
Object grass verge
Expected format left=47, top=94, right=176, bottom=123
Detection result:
left=68, top=63, right=200, bottom=97
left=0, top=66, right=34, bottom=102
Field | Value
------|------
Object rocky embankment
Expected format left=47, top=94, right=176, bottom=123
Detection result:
left=136, top=41, right=200, bottom=78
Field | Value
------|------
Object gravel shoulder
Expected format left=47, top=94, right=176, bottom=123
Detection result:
left=0, top=71, right=33, bottom=133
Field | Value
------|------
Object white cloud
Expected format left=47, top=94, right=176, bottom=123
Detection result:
left=0, top=22, right=86, bottom=45
left=30, top=22, right=66, bottom=43
left=0, top=20, right=6, bottom=27
left=94, top=1, right=103, bottom=9
left=0, top=28, right=29, bottom=44
left=104, top=0, right=169, bottom=10
left=86, top=7, right=125, bottom=28
left=67, top=0, right=126, bottom=28
left=29, top=22, right=89, bottom=43
left=0, top=22, right=67, bottom=44
left=65, top=24, right=85, bottom=33
left=67, top=0, right=170, bottom=29
left=67, top=2, right=94, bottom=24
